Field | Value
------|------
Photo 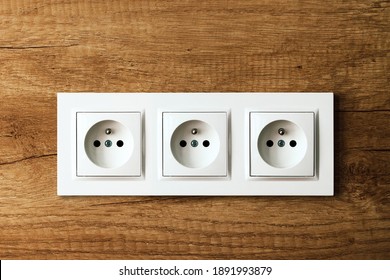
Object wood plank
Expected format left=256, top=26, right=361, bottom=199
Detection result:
left=0, top=0, right=388, bottom=109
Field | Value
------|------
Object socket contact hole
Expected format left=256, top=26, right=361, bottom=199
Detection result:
left=203, top=140, right=210, bottom=147
left=290, top=140, right=297, bottom=147
left=117, top=140, right=124, bottom=147
left=179, top=140, right=187, bottom=147
left=93, top=140, right=101, bottom=147
left=266, top=140, right=273, bottom=147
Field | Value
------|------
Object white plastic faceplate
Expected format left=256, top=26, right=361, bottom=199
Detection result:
left=57, top=93, right=333, bottom=196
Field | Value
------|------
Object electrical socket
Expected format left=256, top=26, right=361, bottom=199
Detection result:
left=76, top=112, right=142, bottom=177
left=162, top=112, right=228, bottom=177
left=250, top=112, right=315, bottom=177
left=57, top=92, right=333, bottom=196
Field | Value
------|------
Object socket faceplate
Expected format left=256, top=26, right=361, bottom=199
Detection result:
left=163, top=112, right=228, bottom=177
left=77, top=112, right=141, bottom=177
left=250, top=112, right=315, bottom=177
left=57, top=92, right=333, bottom=196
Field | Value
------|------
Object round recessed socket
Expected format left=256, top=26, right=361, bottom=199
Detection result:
left=84, top=120, right=134, bottom=168
left=258, top=120, right=307, bottom=168
left=170, top=120, right=220, bottom=168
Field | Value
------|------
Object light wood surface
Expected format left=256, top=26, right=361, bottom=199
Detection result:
left=0, top=0, right=389, bottom=259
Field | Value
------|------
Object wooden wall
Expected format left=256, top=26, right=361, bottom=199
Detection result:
left=0, top=0, right=389, bottom=259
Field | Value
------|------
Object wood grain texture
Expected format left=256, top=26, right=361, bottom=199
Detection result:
left=0, top=0, right=389, bottom=259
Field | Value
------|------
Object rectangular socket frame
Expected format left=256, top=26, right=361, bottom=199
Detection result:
left=57, top=92, right=333, bottom=196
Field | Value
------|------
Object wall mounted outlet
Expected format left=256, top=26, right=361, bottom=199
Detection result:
left=250, top=112, right=314, bottom=177
left=58, top=93, right=333, bottom=196
left=77, top=112, right=141, bottom=177
left=162, top=112, right=228, bottom=177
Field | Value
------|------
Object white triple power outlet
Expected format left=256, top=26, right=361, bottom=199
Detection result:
left=57, top=93, right=333, bottom=196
